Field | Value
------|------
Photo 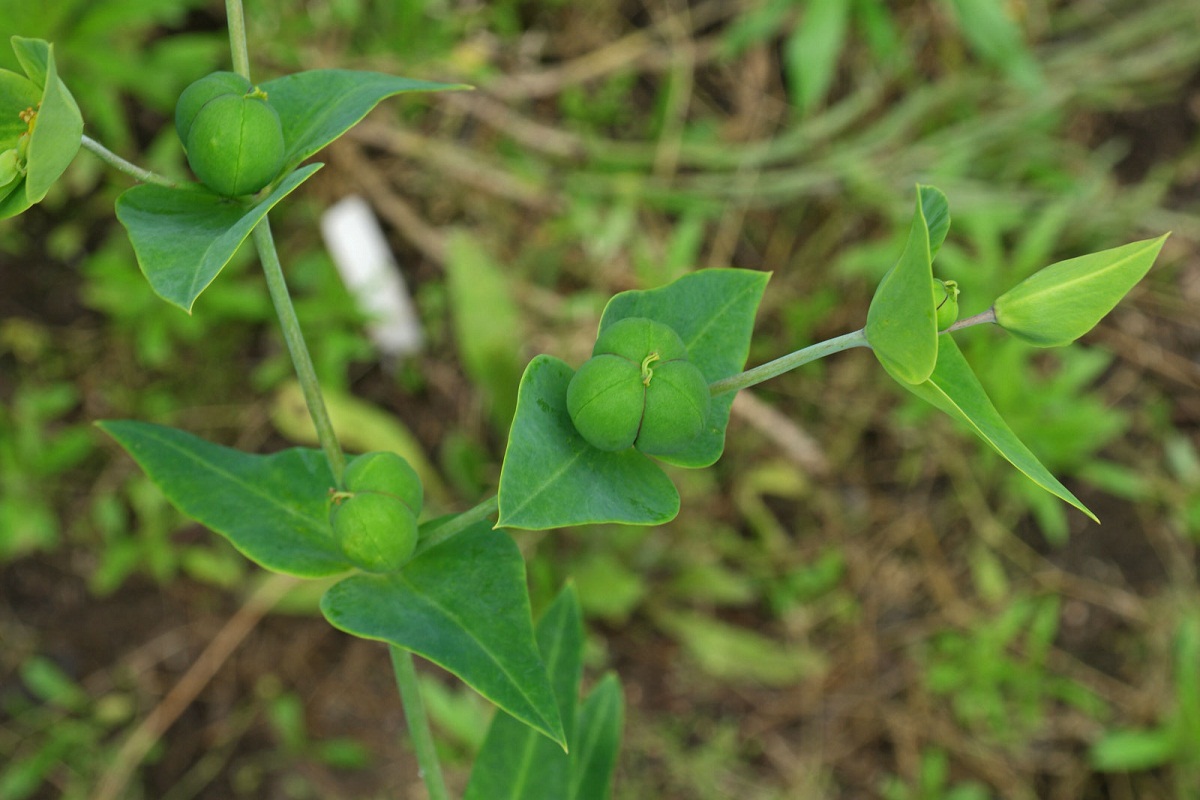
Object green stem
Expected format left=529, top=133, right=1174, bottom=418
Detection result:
left=389, top=646, right=451, bottom=800
left=81, top=136, right=179, bottom=188
left=251, top=220, right=347, bottom=486
left=708, top=312, right=1001, bottom=397
left=225, top=0, right=252, bottom=81
left=416, top=495, right=500, bottom=556
left=946, top=306, right=996, bottom=333
left=708, top=329, right=870, bottom=397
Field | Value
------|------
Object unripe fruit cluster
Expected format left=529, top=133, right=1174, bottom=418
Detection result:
left=175, top=71, right=285, bottom=197
left=328, top=452, right=423, bottom=573
left=567, top=317, right=710, bottom=457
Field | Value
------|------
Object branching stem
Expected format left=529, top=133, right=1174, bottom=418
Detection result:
left=708, top=329, right=870, bottom=396
left=80, top=136, right=179, bottom=188
left=708, top=310, right=1000, bottom=396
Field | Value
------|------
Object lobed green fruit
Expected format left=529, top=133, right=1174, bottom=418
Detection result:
left=328, top=451, right=424, bottom=573
left=934, top=279, right=959, bottom=330
left=344, top=451, right=424, bottom=511
left=175, top=72, right=285, bottom=197
left=330, top=493, right=418, bottom=573
left=567, top=317, right=710, bottom=457
left=174, top=71, right=251, bottom=143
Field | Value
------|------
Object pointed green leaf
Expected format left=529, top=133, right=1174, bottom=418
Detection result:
left=115, top=163, right=321, bottom=312
left=465, top=585, right=584, bottom=799
left=865, top=189, right=937, bottom=384
left=886, top=336, right=1099, bottom=522
left=570, top=673, right=624, bottom=800
left=598, top=268, right=770, bottom=468
left=920, top=185, right=950, bottom=260
left=993, top=234, right=1168, bottom=347
left=497, top=355, right=679, bottom=530
left=320, top=523, right=566, bottom=748
left=260, top=70, right=469, bottom=175
left=97, top=420, right=349, bottom=577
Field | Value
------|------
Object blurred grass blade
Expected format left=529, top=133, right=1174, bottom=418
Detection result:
left=785, top=0, right=851, bottom=114
left=446, top=230, right=524, bottom=432
left=1091, top=728, right=1179, bottom=772
left=570, top=673, right=624, bottom=800
left=945, top=0, right=1042, bottom=89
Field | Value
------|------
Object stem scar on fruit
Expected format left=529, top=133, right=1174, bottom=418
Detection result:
left=640, top=352, right=660, bottom=386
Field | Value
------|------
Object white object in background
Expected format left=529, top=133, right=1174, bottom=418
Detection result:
left=320, top=195, right=424, bottom=357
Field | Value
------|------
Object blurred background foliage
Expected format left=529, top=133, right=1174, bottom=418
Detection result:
left=2, top=0, right=1200, bottom=797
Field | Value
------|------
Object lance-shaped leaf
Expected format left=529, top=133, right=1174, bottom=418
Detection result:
left=569, top=673, right=624, bottom=800
left=598, top=268, right=770, bottom=468
left=497, top=355, right=679, bottom=530
left=320, top=522, right=566, bottom=749
left=97, top=419, right=350, bottom=577
left=0, top=38, right=82, bottom=219
left=865, top=187, right=938, bottom=384
left=115, top=164, right=320, bottom=312
left=259, top=70, right=469, bottom=174
left=993, top=234, right=1168, bottom=347
left=464, top=585, right=584, bottom=799
left=886, top=336, right=1098, bottom=522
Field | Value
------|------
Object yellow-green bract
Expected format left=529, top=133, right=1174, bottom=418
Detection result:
left=328, top=451, right=423, bottom=573
left=175, top=71, right=285, bottom=197
left=567, top=317, right=710, bottom=457
left=993, top=235, right=1168, bottom=347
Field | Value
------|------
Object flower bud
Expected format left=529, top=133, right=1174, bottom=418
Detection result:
left=567, top=317, right=710, bottom=457
left=176, top=73, right=285, bottom=197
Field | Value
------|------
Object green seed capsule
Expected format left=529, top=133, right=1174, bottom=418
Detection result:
left=934, top=279, right=959, bottom=330
left=174, top=71, right=251, bottom=144
left=330, top=492, right=418, bottom=573
left=183, top=88, right=284, bottom=196
left=567, top=317, right=710, bottom=457
left=328, top=451, right=424, bottom=573
left=344, top=451, right=423, bottom=512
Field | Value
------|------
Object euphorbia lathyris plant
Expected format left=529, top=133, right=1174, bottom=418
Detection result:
left=5, top=3, right=1168, bottom=796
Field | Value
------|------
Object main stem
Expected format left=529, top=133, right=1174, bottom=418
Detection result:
left=225, top=0, right=252, bottom=80
left=251, top=222, right=346, bottom=485
left=390, top=648, right=451, bottom=800
left=225, top=7, right=451, bottom=800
